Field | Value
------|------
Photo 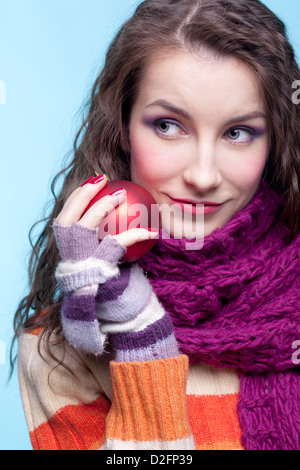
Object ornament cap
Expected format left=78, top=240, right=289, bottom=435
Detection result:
left=94, top=170, right=110, bottom=181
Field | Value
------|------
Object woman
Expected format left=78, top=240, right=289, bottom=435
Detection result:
left=12, top=0, right=300, bottom=450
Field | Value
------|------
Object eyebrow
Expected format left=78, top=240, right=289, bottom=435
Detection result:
left=145, top=99, right=267, bottom=126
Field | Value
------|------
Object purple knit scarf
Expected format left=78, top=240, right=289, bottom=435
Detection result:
left=138, top=180, right=300, bottom=450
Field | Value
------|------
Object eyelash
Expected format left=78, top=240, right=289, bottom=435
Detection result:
left=153, top=119, right=185, bottom=139
left=153, top=119, right=258, bottom=144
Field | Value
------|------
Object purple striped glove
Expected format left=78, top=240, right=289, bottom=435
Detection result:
left=52, top=220, right=179, bottom=361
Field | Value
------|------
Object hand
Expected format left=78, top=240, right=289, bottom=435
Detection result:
left=51, top=175, right=166, bottom=357
left=55, top=174, right=158, bottom=255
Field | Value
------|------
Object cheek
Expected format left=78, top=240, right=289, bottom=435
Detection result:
left=225, top=145, right=268, bottom=191
left=130, top=131, right=177, bottom=183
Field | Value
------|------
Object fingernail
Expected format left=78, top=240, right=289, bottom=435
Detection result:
left=91, top=174, right=106, bottom=184
left=147, top=228, right=159, bottom=233
left=109, top=188, right=126, bottom=197
left=81, top=176, right=94, bottom=187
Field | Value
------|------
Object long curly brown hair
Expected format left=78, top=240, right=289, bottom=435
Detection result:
left=10, top=0, right=300, bottom=374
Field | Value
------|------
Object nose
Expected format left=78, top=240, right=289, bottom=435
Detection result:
left=182, top=140, right=222, bottom=192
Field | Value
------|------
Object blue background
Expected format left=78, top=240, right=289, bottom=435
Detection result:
left=0, top=0, right=299, bottom=450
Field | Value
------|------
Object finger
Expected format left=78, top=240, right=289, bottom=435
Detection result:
left=78, top=189, right=127, bottom=229
left=112, top=228, right=159, bottom=248
left=56, top=176, right=108, bottom=226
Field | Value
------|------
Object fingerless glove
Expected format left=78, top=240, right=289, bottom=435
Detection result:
left=52, top=220, right=179, bottom=361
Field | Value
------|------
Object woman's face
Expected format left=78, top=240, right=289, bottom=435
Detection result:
left=129, top=51, right=269, bottom=239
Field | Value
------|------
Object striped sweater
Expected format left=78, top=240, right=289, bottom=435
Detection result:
left=18, top=326, right=244, bottom=450
left=18, top=222, right=244, bottom=450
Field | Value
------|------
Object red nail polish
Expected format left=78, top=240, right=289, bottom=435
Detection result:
left=91, top=174, right=106, bottom=184
left=109, top=188, right=126, bottom=197
left=81, top=176, right=94, bottom=187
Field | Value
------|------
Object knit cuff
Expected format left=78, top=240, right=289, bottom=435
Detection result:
left=52, top=219, right=127, bottom=263
left=109, top=313, right=180, bottom=362
left=107, top=355, right=195, bottom=448
left=52, top=219, right=99, bottom=260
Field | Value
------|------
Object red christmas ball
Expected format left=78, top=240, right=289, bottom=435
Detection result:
left=83, top=180, right=160, bottom=263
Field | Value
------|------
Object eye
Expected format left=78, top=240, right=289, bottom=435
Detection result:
left=225, top=127, right=256, bottom=144
left=154, top=119, right=186, bottom=139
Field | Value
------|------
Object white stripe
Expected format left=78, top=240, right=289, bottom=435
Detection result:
left=100, top=435, right=195, bottom=450
left=55, top=257, right=119, bottom=278
left=100, top=291, right=165, bottom=334
left=186, top=362, right=240, bottom=396
left=72, top=284, right=99, bottom=296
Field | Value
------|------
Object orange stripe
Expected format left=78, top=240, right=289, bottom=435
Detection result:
left=187, top=393, right=243, bottom=450
left=107, top=356, right=192, bottom=442
left=26, top=306, right=55, bottom=336
left=29, top=327, right=45, bottom=336
left=30, top=395, right=111, bottom=450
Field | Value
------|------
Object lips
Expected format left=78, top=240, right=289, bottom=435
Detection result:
left=169, top=197, right=223, bottom=216
left=171, top=197, right=222, bottom=205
